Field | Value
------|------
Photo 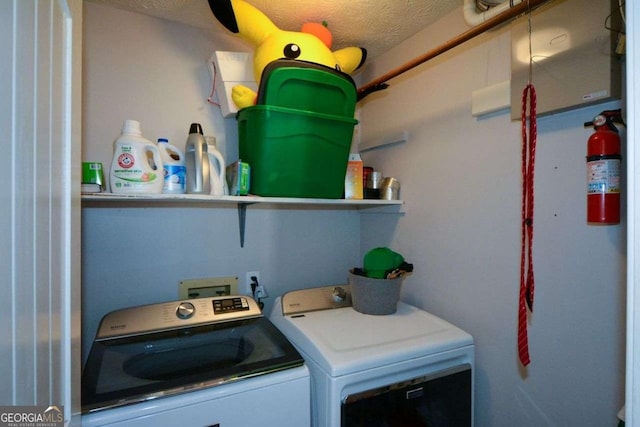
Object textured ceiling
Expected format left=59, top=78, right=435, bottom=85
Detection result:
left=87, top=0, right=462, bottom=57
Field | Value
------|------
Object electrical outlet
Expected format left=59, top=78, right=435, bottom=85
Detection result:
left=255, top=284, right=268, bottom=299
left=245, top=271, right=260, bottom=296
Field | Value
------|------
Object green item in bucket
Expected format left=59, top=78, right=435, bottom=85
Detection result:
left=363, top=247, right=404, bottom=279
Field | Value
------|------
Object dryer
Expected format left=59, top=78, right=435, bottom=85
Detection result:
left=270, top=285, right=474, bottom=426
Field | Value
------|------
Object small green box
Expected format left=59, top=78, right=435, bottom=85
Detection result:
left=238, top=105, right=357, bottom=199
left=226, top=160, right=250, bottom=196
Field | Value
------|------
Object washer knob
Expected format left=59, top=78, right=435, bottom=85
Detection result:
left=176, top=302, right=195, bottom=319
left=332, top=286, right=347, bottom=302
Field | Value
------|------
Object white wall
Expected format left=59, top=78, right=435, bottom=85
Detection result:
left=81, top=3, right=361, bottom=361
left=359, top=8, right=625, bottom=427
left=82, top=3, right=242, bottom=164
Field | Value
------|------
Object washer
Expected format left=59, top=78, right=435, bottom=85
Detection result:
left=270, top=285, right=474, bottom=427
left=82, top=295, right=310, bottom=427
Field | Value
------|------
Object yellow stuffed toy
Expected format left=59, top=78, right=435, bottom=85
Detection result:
left=208, top=0, right=367, bottom=109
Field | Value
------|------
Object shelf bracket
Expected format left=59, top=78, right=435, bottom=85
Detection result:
left=237, top=202, right=255, bottom=247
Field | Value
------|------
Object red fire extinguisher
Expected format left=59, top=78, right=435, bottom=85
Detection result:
left=584, top=109, right=624, bottom=224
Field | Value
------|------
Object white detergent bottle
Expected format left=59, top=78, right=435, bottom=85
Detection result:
left=110, top=120, right=164, bottom=194
left=205, top=136, right=227, bottom=196
left=157, top=138, right=186, bottom=194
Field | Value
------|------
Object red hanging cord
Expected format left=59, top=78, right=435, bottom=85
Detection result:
left=518, top=83, right=537, bottom=367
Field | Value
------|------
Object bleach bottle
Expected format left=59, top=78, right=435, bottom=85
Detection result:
left=157, top=138, right=186, bottom=194
left=110, top=120, right=163, bottom=194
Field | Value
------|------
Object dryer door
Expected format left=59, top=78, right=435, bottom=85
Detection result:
left=341, top=364, right=472, bottom=427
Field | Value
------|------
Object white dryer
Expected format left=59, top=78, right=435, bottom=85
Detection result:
left=270, top=285, right=474, bottom=427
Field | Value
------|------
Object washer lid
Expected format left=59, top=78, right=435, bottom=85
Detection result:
left=270, top=298, right=473, bottom=377
left=82, top=315, right=304, bottom=413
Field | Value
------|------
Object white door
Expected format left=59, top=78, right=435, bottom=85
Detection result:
left=0, top=0, right=82, bottom=423
left=628, top=0, right=640, bottom=425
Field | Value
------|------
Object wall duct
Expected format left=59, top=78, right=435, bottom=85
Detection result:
left=464, top=0, right=526, bottom=27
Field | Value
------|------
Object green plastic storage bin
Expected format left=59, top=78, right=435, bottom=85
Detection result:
left=237, top=104, right=357, bottom=198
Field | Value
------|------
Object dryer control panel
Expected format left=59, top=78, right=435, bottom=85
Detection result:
left=281, top=285, right=353, bottom=316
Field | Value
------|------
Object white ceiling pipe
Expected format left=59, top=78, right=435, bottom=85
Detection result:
left=463, top=0, right=526, bottom=26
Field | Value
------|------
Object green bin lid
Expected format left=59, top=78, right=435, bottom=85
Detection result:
left=257, top=59, right=357, bottom=117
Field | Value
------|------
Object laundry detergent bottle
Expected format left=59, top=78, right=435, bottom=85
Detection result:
left=205, top=136, right=227, bottom=196
left=157, top=138, right=186, bottom=194
left=110, top=120, right=164, bottom=194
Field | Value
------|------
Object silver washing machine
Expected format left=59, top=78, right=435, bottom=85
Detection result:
left=82, top=295, right=310, bottom=426
left=270, top=285, right=474, bottom=426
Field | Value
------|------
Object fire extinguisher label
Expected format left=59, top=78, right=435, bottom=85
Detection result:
left=587, top=159, right=621, bottom=194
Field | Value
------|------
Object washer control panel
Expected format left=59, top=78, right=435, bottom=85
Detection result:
left=96, top=295, right=262, bottom=340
